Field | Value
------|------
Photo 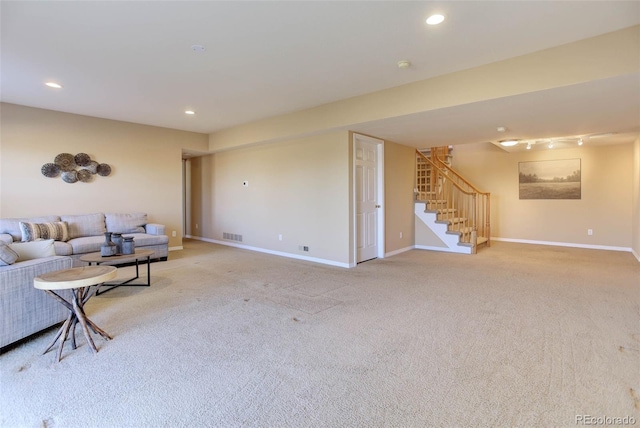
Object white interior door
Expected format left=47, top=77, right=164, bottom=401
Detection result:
left=355, top=136, right=381, bottom=263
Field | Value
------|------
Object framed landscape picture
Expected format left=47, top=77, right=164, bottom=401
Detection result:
left=519, top=159, right=581, bottom=199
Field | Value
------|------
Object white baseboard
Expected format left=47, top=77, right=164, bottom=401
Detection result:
left=415, top=244, right=472, bottom=254
left=183, top=236, right=640, bottom=262
left=492, top=237, right=633, bottom=253
left=168, top=246, right=183, bottom=251
left=188, top=236, right=351, bottom=268
left=385, top=246, right=415, bottom=257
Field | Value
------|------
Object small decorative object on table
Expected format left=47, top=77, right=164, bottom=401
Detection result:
left=122, top=237, right=135, bottom=255
left=100, top=232, right=117, bottom=257
left=111, top=233, right=123, bottom=254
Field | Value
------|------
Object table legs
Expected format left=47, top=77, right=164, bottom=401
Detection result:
left=43, top=286, right=112, bottom=362
left=95, top=256, right=151, bottom=295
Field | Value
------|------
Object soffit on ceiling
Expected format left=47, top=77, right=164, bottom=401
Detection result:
left=351, top=73, right=640, bottom=150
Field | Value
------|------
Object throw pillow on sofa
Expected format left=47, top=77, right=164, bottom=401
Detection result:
left=19, top=221, right=69, bottom=242
left=0, top=215, right=60, bottom=242
left=0, top=241, right=19, bottom=266
left=9, top=239, right=56, bottom=262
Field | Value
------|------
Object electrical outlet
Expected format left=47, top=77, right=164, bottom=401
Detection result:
left=399, top=232, right=403, bottom=239
left=303, top=246, right=309, bottom=252
left=278, top=234, right=283, bottom=241
left=587, top=229, right=593, bottom=236
left=243, top=181, right=249, bottom=187
left=172, top=231, right=177, bottom=237
left=195, top=224, right=198, bottom=229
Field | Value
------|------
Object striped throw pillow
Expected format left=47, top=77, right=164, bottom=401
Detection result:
left=19, top=221, right=70, bottom=242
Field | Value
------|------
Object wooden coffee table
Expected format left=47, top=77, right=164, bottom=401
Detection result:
left=79, top=249, right=154, bottom=295
left=34, top=266, right=118, bottom=362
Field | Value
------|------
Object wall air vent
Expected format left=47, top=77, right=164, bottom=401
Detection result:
left=223, top=232, right=243, bottom=242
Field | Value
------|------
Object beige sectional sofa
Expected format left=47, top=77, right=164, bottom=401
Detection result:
left=0, top=212, right=169, bottom=349
left=0, top=212, right=169, bottom=267
left=0, top=255, right=73, bottom=348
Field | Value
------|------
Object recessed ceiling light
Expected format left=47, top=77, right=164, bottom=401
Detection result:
left=185, top=110, right=195, bottom=115
left=526, top=143, right=532, bottom=150
left=499, top=140, right=518, bottom=147
left=426, top=14, right=445, bottom=25
left=578, top=139, right=583, bottom=146
left=548, top=142, right=554, bottom=148
left=45, top=82, right=63, bottom=89
left=397, top=60, right=411, bottom=69
left=191, top=45, right=206, bottom=53
left=496, top=127, right=506, bottom=132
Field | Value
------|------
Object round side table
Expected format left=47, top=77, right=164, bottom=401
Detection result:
left=34, top=265, right=117, bottom=362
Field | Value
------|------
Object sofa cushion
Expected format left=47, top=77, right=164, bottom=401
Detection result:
left=105, top=213, right=147, bottom=234
left=19, top=221, right=70, bottom=242
left=53, top=241, right=73, bottom=256
left=61, top=213, right=106, bottom=239
left=0, top=241, right=19, bottom=266
left=67, top=236, right=105, bottom=255
left=0, top=216, right=61, bottom=242
left=121, top=233, right=169, bottom=247
left=9, top=239, right=56, bottom=262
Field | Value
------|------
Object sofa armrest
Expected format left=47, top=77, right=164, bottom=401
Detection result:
left=0, top=233, right=13, bottom=245
left=0, top=255, right=72, bottom=278
left=145, top=223, right=166, bottom=235
left=0, top=255, right=73, bottom=348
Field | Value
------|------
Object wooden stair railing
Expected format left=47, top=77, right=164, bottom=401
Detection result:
left=416, top=149, right=491, bottom=253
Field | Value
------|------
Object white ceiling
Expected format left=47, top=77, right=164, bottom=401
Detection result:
left=1, top=1, right=639, bottom=152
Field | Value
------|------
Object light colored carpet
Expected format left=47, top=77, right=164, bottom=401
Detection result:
left=1, top=240, right=638, bottom=427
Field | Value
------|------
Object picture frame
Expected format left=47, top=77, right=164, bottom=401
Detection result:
left=519, top=159, right=581, bottom=200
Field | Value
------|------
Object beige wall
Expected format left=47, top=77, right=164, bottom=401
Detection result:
left=383, top=140, right=415, bottom=253
left=633, top=137, right=640, bottom=260
left=189, top=131, right=352, bottom=265
left=192, top=131, right=417, bottom=265
left=452, top=142, right=634, bottom=248
left=3, top=103, right=633, bottom=260
left=0, top=103, right=209, bottom=248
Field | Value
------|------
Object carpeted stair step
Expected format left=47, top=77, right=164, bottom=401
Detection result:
left=436, top=208, right=456, bottom=215
left=425, top=200, right=448, bottom=209
left=459, top=236, right=489, bottom=248
left=435, top=217, right=467, bottom=226
left=446, top=226, right=474, bottom=236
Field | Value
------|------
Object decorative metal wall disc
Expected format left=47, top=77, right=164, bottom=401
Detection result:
left=77, top=169, right=93, bottom=182
left=74, top=153, right=91, bottom=167
left=85, top=161, right=99, bottom=174
left=97, top=163, right=112, bottom=176
left=61, top=170, right=78, bottom=183
left=41, top=163, right=60, bottom=177
left=54, top=153, right=76, bottom=171
left=43, top=154, right=110, bottom=183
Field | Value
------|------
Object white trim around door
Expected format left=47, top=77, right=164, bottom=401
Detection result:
left=352, top=133, right=385, bottom=265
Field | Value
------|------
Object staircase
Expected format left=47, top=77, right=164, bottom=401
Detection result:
left=415, top=147, right=490, bottom=254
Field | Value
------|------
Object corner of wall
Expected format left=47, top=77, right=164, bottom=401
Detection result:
left=633, top=137, right=640, bottom=261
